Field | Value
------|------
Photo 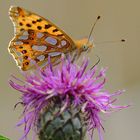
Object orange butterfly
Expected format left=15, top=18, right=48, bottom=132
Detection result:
left=8, top=6, right=96, bottom=71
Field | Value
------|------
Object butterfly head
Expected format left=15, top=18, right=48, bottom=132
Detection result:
left=75, top=38, right=93, bottom=53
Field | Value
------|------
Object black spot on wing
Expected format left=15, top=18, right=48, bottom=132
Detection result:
left=53, top=29, right=58, bottom=32
left=32, top=21, right=36, bottom=24
left=25, top=62, right=29, bottom=65
left=57, top=34, right=63, bottom=36
left=26, top=24, right=31, bottom=27
left=19, top=22, right=23, bottom=26
left=37, top=26, right=42, bottom=30
left=36, top=18, right=42, bottom=22
left=22, top=50, right=27, bottom=54
left=45, top=24, right=52, bottom=29
left=24, top=56, right=28, bottom=60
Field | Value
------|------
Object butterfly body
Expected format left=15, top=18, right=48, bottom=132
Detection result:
left=9, top=6, right=93, bottom=70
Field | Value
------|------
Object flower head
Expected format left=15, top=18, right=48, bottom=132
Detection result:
left=9, top=57, right=128, bottom=140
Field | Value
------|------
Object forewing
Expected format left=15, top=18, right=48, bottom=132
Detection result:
left=8, top=6, right=75, bottom=70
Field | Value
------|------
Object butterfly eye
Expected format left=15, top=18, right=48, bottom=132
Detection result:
left=82, top=45, right=88, bottom=51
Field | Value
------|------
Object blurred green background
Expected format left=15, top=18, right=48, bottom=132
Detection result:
left=0, top=0, right=140, bottom=140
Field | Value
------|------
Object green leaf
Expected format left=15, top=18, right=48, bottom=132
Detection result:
left=0, top=135, right=10, bottom=140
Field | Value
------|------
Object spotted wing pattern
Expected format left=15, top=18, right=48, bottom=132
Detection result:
left=8, top=6, right=75, bottom=70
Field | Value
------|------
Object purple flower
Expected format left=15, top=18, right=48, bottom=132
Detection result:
left=9, top=57, right=128, bottom=140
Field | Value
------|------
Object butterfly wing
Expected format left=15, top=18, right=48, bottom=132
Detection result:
left=9, top=6, right=75, bottom=70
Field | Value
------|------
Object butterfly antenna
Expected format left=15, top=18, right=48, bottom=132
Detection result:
left=14, top=102, right=24, bottom=110
left=95, top=39, right=126, bottom=45
left=87, top=16, right=101, bottom=45
left=90, top=55, right=100, bottom=70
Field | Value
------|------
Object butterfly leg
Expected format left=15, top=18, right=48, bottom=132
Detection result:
left=71, top=49, right=82, bottom=63
left=71, top=52, right=78, bottom=63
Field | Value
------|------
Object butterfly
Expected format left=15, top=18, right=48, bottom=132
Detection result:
left=8, top=6, right=95, bottom=71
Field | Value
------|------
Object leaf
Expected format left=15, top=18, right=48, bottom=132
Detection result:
left=0, top=135, right=10, bottom=140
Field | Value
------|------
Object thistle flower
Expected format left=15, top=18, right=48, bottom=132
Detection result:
left=9, top=57, right=128, bottom=140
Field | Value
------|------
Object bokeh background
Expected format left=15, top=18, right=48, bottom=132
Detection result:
left=0, top=0, right=140, bottom=140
